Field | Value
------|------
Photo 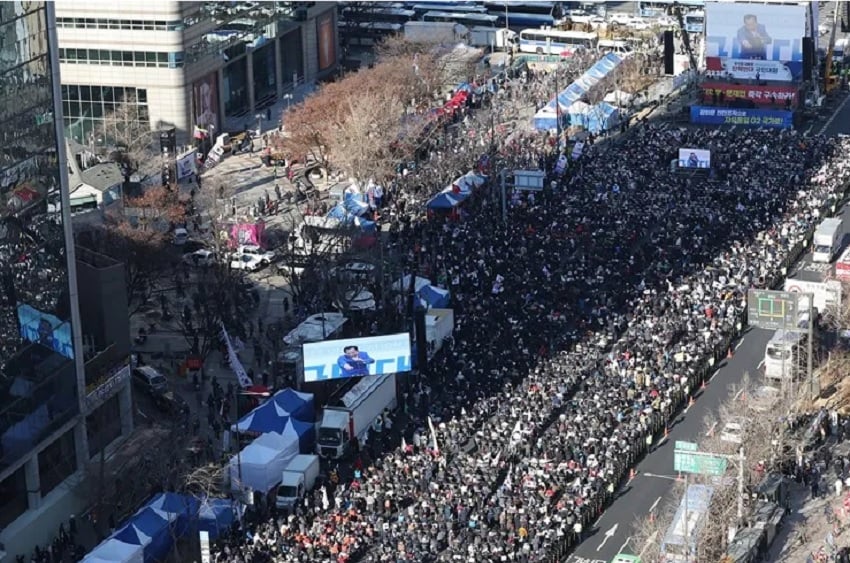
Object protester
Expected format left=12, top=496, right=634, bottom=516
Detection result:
left=209, top=57, right=850, bottom=563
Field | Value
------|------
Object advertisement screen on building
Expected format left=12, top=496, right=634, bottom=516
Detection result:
left=17, top=304, right=74, bottom=359
left=690, top=106, right=794, bottom=129
left=700, top=82, right=798, bottom=106
left=317, top=13, right=336, bottom=71
left=302, top=333, right=411, bottom=383
left=193, top=73, right=219, bottom=131
left=678, top=148, right=711, bottom=169
left=705, top=2, right=805, bottom=81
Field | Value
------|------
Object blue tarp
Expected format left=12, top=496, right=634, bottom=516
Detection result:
left=325, top=204, right=377, bottom=232
left=585, top=102, right=620, bottom=134
left=342, top=194, right=369, bottom=216
left=198, top=498, right=235, bottom=541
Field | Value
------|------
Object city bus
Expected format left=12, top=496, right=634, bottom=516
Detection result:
left=660, top=484, right=715, bottom=563
left=484, top=1, right=560, bottom=28
left=684, top=10, right=705, bottom=33
left=763, top=310, right=814, bottom=382
left=637, top=0, right=704, bottom=18
left=422, top=10, right=499, bottom=28
left=409, top=3, right=488, bottom=16
left=340, top=6, right=415, bottom=25
left=518, top=28, right=598, bottom=56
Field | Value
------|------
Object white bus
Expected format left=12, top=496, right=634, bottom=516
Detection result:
left=518, top=28, right=598, bottom=56
left=763, top=311, right=814, bottom=381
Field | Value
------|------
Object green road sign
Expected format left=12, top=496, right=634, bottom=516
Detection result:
left=747, top=289, right=799, bottom=330
left=674, top=451, right=728, bottom=476
left=675, top=441, right=698, bottom=452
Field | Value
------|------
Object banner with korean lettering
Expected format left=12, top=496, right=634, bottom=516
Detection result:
left=700, top=82, right=798, bottom=107
left=690, top=106, right=793, bottom=129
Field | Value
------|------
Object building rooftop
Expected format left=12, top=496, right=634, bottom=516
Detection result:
left=79, top=163, right=124, bottom=192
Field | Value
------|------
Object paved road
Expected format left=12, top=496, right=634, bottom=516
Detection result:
left=567, top=52, right=850, bottom=563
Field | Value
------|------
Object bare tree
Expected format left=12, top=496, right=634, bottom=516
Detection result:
left=94, top=94, right=159, bottom=181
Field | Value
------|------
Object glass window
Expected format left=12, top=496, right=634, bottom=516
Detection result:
left=86, top=395, right=121, bottom=457
left=137, top=89, right=147, bottom=103
left=38, top=430, right=77, bottom=497
left=131, top=20, right=144, bottom=30
left=145, top=52, right=157, bottom=67
left=108, top=19, right=120, bottom=29
left=80, top=85, right=91, bottom=101
left=168, top=51, right=185, bottom=68
left=157, top=52, right=168, bottom=66
left=122, top=51, right=133, bottom=65
left=0, top=467, right=27, bottom=528
left=84, top=18, right=96, bottom=28
left=102, top=87, right=115, bottom=103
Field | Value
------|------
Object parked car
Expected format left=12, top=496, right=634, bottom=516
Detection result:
left=230, top=253, right=266, bottom=271
left=182, top=249, right=217, bottom=267
left=720, top=417, right=748, bottom=444
left=330, top=261, right=376, bottom=281
left=132, top=366, right=168, bottom=396
left=173, top=228, right=189, bottom=246
left=153, top=390, right=190, bottom=416
left=236, top=244, right=276, bottom=263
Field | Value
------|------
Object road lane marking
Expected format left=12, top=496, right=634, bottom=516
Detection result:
left=734, top=387, right=745, bottom=400
left=735, top=339, right=745, bottom=350
left=758, top=359, right=765, bottom=370
left=820, top=94, right=850, bottom=136
left=706, top=421, right=718, bottom=436
left=649, top=496, right=662, bottom=512
left=616, top=537, right=632, bottom=555
left=596, top=523, right=619, bottom=552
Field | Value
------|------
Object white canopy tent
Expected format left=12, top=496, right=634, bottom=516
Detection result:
left=229, top=428, right=299, bottom=493
left=603, top=89, right=633, bottom=106
left=82, top=539, right=143, bottom=563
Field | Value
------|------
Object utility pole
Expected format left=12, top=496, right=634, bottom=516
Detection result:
left=807, top=293, right=816, bottom=399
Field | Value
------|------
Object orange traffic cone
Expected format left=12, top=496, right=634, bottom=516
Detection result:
left=649, top=511, right=655, bottom=523
left=727, top=346, right=733, bottom=359
left=629, top=468, right=636, bottom=480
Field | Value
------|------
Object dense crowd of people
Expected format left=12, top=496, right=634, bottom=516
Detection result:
left=208, top=57, right=850, bottom=563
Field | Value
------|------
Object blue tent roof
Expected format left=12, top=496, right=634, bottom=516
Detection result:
left=543, top=53, right=623, bottom=118
left=272, top=388, right=314, bottom=422
left=198, top=498, right=235, bottom=541
left=418, top=285, right=450, bottom=308
left=342, top=195, right=369, bottom=216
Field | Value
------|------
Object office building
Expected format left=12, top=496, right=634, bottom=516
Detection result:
left=0, top=2, right=132, bottom=558
left=55, top=1, right=339, bottom=146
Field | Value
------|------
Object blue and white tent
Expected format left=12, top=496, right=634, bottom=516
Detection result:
left=113, top=507, right=172, bottom=563
left=198, top=498, right=235, bottom=540
left=149, top=492, right=200, bottom=537
left=324, top=204, right=377, bottom=232
left=586, top=102, right=620, bottom=134
left=272, top=388, right=314, bottom=422
left=83, top=539, right=143, bottom=563
left=427, top=188, right=469, bottom=209
left=232, top=398, right=295, bottom=434
left=418, top=285, right=451, bottom=309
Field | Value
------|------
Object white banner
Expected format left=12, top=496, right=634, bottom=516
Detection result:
left=176, top=150, right=196, bottom=180
left=715, top=58, right=795, bottom=82
left=220, top=323, right=253, bottom=388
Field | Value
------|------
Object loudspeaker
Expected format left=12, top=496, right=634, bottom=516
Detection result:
left=664, top=30, right=674, bottom=75
left=802, top=36, right=814, bottom=81
left=414, top=308, right=428, bottom=374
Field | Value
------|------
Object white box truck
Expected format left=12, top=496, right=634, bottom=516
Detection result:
left=468, top=27, right=516, bottom=50
left=404, top=21, right=469, bottom=44
left=316, top=375, right=397, bottom=459
left=812, top=217, right=842, bottom=263
left=275, top=454, right=320, bottom=511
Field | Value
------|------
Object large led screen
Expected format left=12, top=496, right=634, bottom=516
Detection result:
left=705, top=2, right=806, bottom=81
left=302, top=333, right=411, bottom=383
left=678, top=148, right=711, bottom=169
left=17, top=304, right=74, bottom=359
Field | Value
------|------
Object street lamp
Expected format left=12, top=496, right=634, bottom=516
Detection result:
left=232, top=389, right=272, bottom=492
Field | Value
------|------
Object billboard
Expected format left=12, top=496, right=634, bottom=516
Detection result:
left=17, top=304, right=74, bottom=359
left=193, top=72, right=219, bottom=131
left=317, top=13, right=336, bottom=71
left=678, top=148, right=711, bottom=169
left=701, top=82, right=798, bottom=107
left=705, top=2, right=806, bottom=81
left=690, top=106, right=793, bottom=129
left=302, top=333, right=411, bottom=383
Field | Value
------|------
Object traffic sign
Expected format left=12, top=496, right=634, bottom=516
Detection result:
left=673, top=451, right=728, bottom=476
left=747, top=289, right=799, bottom=330
left=675, top=441, right=698, bottom=452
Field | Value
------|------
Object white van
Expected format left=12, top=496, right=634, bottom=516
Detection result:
left=598, top=39, right=634, bottom=57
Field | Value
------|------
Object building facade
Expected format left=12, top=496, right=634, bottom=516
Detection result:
left=55, top=1, right=339, bottom=146
left=0, top=3, right=132, bottom=559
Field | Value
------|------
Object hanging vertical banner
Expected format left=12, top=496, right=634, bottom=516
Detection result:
left=199, top=531, right=211, bottom=563
left=220, top=323, right=253, bottom=388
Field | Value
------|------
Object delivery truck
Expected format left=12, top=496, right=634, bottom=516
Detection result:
left=275, top=454, right=320, bottom=511
left=812, top=217, right=842, bottom=263
left=316, top=374, right=397, bottom=459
